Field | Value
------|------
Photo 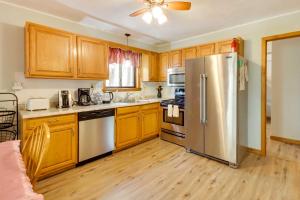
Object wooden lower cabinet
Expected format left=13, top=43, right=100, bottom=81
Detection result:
left=22, top=114, right=78, bottom=179
left=116, top=112, right=140, bottom=149
left=141, top=109, right=159, bottom=140
left=115, top=103, right=160, bottom=150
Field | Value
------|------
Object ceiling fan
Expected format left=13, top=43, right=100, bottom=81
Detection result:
left=129, top=0, right=191, bottom=25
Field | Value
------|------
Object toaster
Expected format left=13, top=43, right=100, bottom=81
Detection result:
left=26, top=98, right=50, bottom=111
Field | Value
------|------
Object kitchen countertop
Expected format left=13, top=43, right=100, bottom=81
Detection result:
left=20, top=98, right=169, bottom=119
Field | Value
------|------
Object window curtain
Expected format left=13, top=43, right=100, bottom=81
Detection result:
left=109, top=47, right=141, bottom=67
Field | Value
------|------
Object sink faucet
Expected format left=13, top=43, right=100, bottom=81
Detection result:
left=124, top=92, right=135, bottom=102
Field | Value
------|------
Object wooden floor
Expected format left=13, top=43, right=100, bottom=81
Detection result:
left=36, top=133, right=300, bottom=200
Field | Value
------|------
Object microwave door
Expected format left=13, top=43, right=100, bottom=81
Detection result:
left=168, top=73, right=185, bottom=86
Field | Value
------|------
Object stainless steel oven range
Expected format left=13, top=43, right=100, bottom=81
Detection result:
left=160, top=88, right=185, bottom=146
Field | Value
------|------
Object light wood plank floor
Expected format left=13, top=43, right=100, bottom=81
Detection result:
left=36, top=136, right=300, bottom=200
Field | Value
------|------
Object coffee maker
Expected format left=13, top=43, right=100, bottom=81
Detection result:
left=78, top=88, right=92, bottom=106
left=58, top=90, right=72, bottom=108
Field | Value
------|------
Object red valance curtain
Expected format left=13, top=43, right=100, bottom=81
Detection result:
left=109, top=47, right=141, bottom=67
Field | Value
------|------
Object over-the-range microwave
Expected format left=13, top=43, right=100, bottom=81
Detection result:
left=167, top=67, right=185, bottom=87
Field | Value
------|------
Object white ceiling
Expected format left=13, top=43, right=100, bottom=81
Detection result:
left=2, top=0, right=300, bottom=45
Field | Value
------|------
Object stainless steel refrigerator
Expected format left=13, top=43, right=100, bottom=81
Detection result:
left=185, top=53, right=248, bottom=168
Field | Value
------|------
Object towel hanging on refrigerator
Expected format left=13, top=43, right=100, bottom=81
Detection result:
left=239, top=58, right=248, bottom=91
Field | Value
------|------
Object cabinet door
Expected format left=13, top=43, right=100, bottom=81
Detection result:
left=150, top=53, right=159, bottom=81
left=159, top=52, right=169, bottom=81
left=182, top=47, right=197, bottom=67
left=141, top=109, right=159, bottom=140
left=141, top=52, right=158, bottom=82
left=116, top=112, right=140, bottom=149
left=215, top=40, right=232, bottom=54
left=141, top=53, right=151, bottom=82
left=26, top=23, right=76, bottom=78
left=169, top=50, right=182, bottom=68
left=40, top=123, right=77, bottom=177
left=197, top=44, right=215, bottom=57
left=77, top=36, right=108, bottom=79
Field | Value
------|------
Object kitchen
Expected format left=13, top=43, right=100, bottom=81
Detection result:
left=0, top=1, right=300, bottom=200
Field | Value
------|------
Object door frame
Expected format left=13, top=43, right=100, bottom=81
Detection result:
left=261, top=31, right=300, bottom=156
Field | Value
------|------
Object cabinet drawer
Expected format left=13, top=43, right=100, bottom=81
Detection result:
left=24, top=114, right=77, bottom=130
left=141, top=103, right=159, bottom=111
left=117, top=106, right=140, bottom=115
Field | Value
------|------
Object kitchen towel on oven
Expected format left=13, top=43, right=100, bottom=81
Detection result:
left=168, top=104, right=173, bottom=117
left=172, top=105, right=179, bottom=118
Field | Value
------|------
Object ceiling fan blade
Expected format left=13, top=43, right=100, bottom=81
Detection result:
left=165, top=1, right=191, bottom=10
left=129, top=8, right=149, bottom=17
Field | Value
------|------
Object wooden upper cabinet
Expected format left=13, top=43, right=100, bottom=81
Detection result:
left=25, top=23, right=76, bottom=78
left=169, top=50, right=182, bottom=68
left=141, top=52, right=159, bottom=82
left=150, top=53, right=159, bottom=81
left=77, top=36, right=108, bottom=79
left=182, top=47, right=197, bottom=67
left=158, top=52, right=169, bottom=81
left=141, top=53, right=150, bottom=82
left=215, top=38, right=244, bottom=56
left=215, top=40, right=232, bottom=54
left=197, top=43, right=215, bottom=57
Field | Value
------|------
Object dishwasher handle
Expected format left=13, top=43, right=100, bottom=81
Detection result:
left=78, top=108, right=115, bottom=121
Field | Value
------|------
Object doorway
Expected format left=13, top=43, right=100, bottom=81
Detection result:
left=261, top=31, right=300, bottom=156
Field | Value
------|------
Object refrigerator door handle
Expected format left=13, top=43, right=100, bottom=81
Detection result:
left=199, top=74, right=203, bottom=124
left=203, top=74, right=207, bottom=124
left=200, top=74, right=203, bottom=124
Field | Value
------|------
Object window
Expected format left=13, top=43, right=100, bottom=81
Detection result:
left=106, top=60, right=135, bottom=88
left=105, top=48, right=141, bottom=90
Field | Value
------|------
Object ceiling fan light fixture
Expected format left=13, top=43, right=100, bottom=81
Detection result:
left=157, top=13, right=167, bottom=25
left=151, top=6, right=163, bottom=19
left=142, top=11, right=153, bottom=24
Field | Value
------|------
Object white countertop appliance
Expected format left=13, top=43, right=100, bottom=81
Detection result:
left=102, top=92, right=114, bottom=104
left=58, top=90, right=72, bottom=108
left=26, top=98, right=50, bottom=111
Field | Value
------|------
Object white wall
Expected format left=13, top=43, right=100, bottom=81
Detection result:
left=157, top=11, right=300, bottom=150
left=271, top=37, right=300, bottom=141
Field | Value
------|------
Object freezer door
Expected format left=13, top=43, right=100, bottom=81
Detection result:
left=204, top=53, right=237, bottom=163
left=185, top=58, right=205, bottom=154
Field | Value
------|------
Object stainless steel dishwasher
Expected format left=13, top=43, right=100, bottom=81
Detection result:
left=78, top=108, right=115, bottom=164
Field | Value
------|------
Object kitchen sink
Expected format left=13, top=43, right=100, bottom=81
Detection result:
left=116, top=99, right=155, bottom=104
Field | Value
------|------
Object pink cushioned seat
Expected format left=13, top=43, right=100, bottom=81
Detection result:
left=0, top=140, right=44, bottom=200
